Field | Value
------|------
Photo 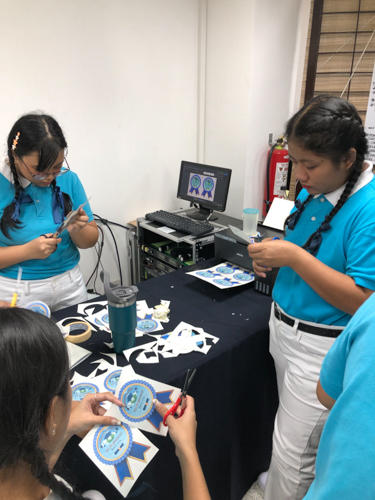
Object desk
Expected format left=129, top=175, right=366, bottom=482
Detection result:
left=54, top=260, right=278, bottom=500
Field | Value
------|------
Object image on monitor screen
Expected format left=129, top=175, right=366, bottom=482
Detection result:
left=177, top=161, right=232, bottom=220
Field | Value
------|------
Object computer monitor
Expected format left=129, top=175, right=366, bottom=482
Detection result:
left=177, top=161, right=232, bottom=221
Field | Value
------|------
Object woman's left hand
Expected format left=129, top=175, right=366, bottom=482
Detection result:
left=68, top=392, right=124, bottom=439
left=247, top=239, right=302, bottom=274
left=67, top=208, right=89, bottom=235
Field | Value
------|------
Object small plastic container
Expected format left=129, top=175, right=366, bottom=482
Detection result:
left=243, top=208, right=259, bottom=236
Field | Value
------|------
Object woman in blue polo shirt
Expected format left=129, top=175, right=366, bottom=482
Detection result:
left=248, top=95, right=375, bottom=500
left=0, top=113, right=98, bottom=311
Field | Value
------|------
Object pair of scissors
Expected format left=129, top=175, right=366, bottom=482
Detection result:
left=162, top=368, right=196, bottom=427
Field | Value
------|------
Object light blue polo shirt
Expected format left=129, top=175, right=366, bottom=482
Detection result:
left=272, top=166, right=375, bottom=326
left=0, top=167, right=93, bottom=280
left=303, top=292, right=375, bottom=499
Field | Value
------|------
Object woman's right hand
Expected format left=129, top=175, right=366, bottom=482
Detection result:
left=154, top=395, right=198, bottom=461
left=25, top=234, right=62, bottom=260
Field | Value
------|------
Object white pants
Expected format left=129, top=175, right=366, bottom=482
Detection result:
left=264, top=303, right=339, bottom=500
left=0, top=264, right=87, bottom=312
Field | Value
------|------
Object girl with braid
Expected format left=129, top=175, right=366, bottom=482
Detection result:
left=0, top=307, right=211, bottom=500
left=247, top=95, right=375, bottom=500
left=0, top=113, right=98, bottom=311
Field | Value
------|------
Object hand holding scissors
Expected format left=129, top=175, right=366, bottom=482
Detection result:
left=163, top=368, right=196, bottom=427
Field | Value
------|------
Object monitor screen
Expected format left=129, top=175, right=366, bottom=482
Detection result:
left=177, top=161, right=231, bottom=220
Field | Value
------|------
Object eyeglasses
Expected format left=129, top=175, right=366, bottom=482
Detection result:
left=18, top=155, right=70, bottom=181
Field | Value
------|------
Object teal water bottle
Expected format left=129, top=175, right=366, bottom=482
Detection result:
left=101, top=271, right=138, bottom=354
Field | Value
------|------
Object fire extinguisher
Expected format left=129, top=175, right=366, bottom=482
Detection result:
left=263, top=136, right=290, bottom=217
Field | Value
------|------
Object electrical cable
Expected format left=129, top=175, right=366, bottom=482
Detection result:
left=94, top=214, right=123, bottom=286
left=86, top=224, right=104, bottom=291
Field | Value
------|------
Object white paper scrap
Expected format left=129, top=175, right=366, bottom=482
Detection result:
left=263, top=197, right=293, bottom=231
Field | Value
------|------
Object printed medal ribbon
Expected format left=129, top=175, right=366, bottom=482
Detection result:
left=201, top=177, right=214, bottom=198
left=104, top=369, right=122, bottom=393
left=93, top=424, right=150, bottom=485
left=118, top=379, right=174, bottom=431
left=137, top=313, right=158, bottom=333
left=189, top=175, right=201, bottom=195
left=72, top=382, right=99, bottom=401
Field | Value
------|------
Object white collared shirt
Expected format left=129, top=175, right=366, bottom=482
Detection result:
left=1, top=158, right=30, bottom=188
left=315, top=160, right=373, bottom=206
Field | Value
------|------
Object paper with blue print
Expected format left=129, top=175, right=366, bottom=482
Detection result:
left=80, top=422, right=158, bottom=497
left=187, top=261, right=254, bottom=289
left=105, top=365, right=180, bottom=436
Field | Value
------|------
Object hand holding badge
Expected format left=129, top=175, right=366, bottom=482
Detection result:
left=105, top=365, right=180, bottom=436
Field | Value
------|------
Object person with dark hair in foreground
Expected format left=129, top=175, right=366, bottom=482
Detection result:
left=248, top=95, right=375, bottom=500
left=0, top=307, right=211, bottom=500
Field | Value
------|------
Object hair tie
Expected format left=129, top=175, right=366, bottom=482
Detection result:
left=287, top=199, right=305, bottom=230
left=305, top=220, right=332, bottom=256
left=52, top=185, right=64, bottom=224
left=11, top=191, right=33, bottom=221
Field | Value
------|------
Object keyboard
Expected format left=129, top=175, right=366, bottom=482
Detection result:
left=145, top=210, right=215, bottom=237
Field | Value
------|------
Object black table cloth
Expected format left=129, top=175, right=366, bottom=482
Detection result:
left=54, top=260, right=278, bottom=500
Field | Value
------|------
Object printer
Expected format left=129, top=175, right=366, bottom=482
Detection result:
left=214, top=223, right=283, bottom=295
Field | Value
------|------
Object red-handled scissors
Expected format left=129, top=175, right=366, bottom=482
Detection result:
left=163, top=368, right=196, bottom=427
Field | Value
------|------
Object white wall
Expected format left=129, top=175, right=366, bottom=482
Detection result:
left=0, top=0, right=310, bottom=289
left=0, top=0, right=200, bottom=289
left=243, top=0, right=311, bottom=213
left=201, top=0, right=311, bottom=216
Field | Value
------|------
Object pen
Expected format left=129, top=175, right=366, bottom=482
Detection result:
left=11, top=267, right=23, bottom=307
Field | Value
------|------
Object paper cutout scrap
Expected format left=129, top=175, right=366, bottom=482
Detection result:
left=123, top=321, right=219, bottom=364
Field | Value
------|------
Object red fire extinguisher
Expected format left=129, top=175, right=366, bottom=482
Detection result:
left=263, top=137, right=290, bottom=217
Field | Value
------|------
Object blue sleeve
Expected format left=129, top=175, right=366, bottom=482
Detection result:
left=71, top=174, right=94, bottom=223
left=320, top=330, right=350, bottom=401
left=346, top=217, right=375, bottom=291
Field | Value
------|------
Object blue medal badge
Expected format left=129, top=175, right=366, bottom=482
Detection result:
left=93, top=424, right=150, bottom=486
left=137, top=313, right=158, bottom=333
left=201, top=177, right=214, bottom=198
left=72, top=382, right=99, bottom=401
left=214, top=278, right=234, bottom=287
left=216, top=263, right=239, bottom=274
left=118, top=379, right=174, bottom=431
left=189, top=175, right=201, bottom=195
left=233, top=271, right=253, bottom=282
left=104, top=369, right=122, bottom=394
left=94, top=313, right=109, bottom=329
left=196, top=270, right=221, bottom=279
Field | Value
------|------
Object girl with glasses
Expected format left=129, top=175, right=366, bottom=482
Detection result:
left=0, top=113, right=98, bottom=311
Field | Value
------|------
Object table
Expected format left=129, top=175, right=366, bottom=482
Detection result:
left=54, top=260, right=278, bottom=500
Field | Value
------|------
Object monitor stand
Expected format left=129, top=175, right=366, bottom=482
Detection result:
left=188, top=205, right=218, bottom=221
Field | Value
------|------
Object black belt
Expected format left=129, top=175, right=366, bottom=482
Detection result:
left=273, top=303, right=344, bottom=338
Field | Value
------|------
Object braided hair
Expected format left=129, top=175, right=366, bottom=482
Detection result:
left=0, top=308, right=85, bottom=499
left=285, top=95, right=368, bottom=255
left=1, top=113, right=72, bottom=239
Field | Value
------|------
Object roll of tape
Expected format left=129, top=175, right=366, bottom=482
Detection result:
left=65, top=321, right=92, bottom=344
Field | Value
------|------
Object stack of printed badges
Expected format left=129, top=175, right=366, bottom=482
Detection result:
left=73, top=364, right=180, bottom=496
